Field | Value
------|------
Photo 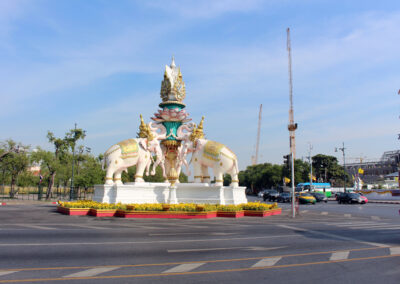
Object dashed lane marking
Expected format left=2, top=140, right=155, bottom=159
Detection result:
left=344, top=214, right=352, bottom=218
left=321, top=212, right=328, bottom=215
left=162, top=263, right=205, bottom=273
left=0, top=271, right=16, bottom=277
left=371, top=216, right=381, bottom=221
left=168, top=246, right=286, bottom=253
left=333, top=222, right=380, bottom=227
left=390, top=247, right=400, bottom=255
left=66, top=224, right=111, bottom=230
left=1, top=254, right=400, bottom=283
left=278, top=224, right=388, bottom=247
left=16, top=224, right=56, bottom=230
left=62, top=267, right=120, bottom=278
left=252, top=257, right=281, bottom=268
left=330, top=251, right=349, bottom=261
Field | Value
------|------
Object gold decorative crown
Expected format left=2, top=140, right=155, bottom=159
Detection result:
left=137, top=114, right=154, bottom=141
left=160, top=57, right=186, bottom=104
left=189, top=116, right=205, bottom=142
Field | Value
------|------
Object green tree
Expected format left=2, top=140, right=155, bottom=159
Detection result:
left=75, top=154, right=105, bottom=197
left=0, top=140, right=30, bottom=198
left=312, top=154, right=350, bottom=186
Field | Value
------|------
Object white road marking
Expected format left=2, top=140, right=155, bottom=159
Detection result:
left=117, top=224, right=160, bottom=230
left=344, top=214, right=352, bottom=218
left=334, top=222, right=379, bottom=227
left=149, top=232, right=203, bottom=236
left=162, top=263, right=205, bottom=273
left=67, top=224, right=110, bottom=230
left=330, top=251, right=349, bottom=261
left=16, top=224, right=56, bottom=230
left=321, top=212, right=328, bottom=215
left=278, top=224, right=388, bottom=247
left=301, top=210, right=309, bottom=213
left=63, top=267, right=120, bottom=278
left=349, top=224, right=393, bottom=229
left=173, top=224, right=208, bottom=229
left=371, top=216, right=381, bottom=221
left=252, top=257, right=281, bottom=268
left=390, top=247, right=400, bottom=255
left=168, top=246, right=285, bottom=253
left=0, top=234, right=300, bottom=247
left=367, top=226, right=400, bottom=230
left=0, top=271, right=17, bottom=277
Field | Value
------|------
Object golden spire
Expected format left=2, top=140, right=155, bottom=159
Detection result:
left=138, top=114, right=154, bottom=141
left=190, top=117, right=205, bottom=142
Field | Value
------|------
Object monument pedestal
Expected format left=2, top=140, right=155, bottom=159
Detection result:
left=93, top=182, right=247, bottom=205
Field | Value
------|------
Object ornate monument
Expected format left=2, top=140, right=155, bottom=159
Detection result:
left=94, top=58, right=247, bottom=205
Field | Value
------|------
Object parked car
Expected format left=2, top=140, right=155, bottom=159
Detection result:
left=296, top=192, right=316, bottom=204
left=277, top=192, right=292, bottom=203
left=311, top=192, right=328, bottom=203
left=335, top=192, right=345, bottom=200
left=337, top=193, right=366, bottom=204
left=257, top=190, right=266, bottom=198
left=357, top=193, right=369, bottom=204
left=263, top=190, right=279, bottom=202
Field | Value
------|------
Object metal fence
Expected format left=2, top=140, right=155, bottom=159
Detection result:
left=0, top=186, right=94, bottom=202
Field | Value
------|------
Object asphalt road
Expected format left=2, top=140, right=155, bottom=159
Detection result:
left=0, top=202, right=400, bottom=284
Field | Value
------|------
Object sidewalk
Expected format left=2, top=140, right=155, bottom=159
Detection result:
left=0, top=199, right=58, bottom=205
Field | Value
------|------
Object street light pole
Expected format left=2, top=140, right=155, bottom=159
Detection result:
left=335, top=142, right=347, bottom=192
left=69, top=123, right=77, bottom=201
left=290, top=152, right=295, bottom=218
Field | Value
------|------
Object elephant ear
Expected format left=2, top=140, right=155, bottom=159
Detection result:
left=139, top=139, right=148, bottom=150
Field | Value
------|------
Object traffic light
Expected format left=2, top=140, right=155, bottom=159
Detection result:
left=283, top=154, right=291, bottom=168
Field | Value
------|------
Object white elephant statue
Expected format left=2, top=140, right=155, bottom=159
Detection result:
left=180, top=118, right=239, bottom=187
left=102, top=117, right=166, bottom=185
left=188, top=138, right=239, bottom=187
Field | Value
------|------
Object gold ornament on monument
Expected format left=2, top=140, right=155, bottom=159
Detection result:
left=189, top=116, right=205, bottom=142
left=137, top=114, right=154, bottom=141
left=160, top=57, right=186, bottom=106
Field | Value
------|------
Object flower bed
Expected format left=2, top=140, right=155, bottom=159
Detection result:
left=89, top=209, right=117, bottom=217
left=57, top=206, right=90, bottom=216
left=216, top=204, right=244, bottom=218
left=56, top=201, right=281, bottom=219
left=121, top=211, right=217, bottom=219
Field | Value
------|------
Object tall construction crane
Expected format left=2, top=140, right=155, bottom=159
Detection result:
left=252, top=104, right=262, bottom=165
left=287, top=28, right=298, bottom=159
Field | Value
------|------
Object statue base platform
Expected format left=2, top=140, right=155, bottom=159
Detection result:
left=93, top=182, right=248, bottom=205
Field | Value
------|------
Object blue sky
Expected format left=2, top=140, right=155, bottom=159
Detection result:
left=1, top=0, right=399, bottom=169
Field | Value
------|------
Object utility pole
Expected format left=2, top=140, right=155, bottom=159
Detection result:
left=287, top=28, right=298, bottom=160
left=287, top=28, right=297, bottom=218
left=252, top=104, right=262, bottom=165
left=69, top=123, right=77, bottom=201
left=335, top=142, right=347, bottom=192
left=308, top=143, right=313, bottom=190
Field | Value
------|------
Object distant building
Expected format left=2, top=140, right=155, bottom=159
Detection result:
left=345, top=150, right=400, bottom=184
left=28, top=163, right=41, bottom=176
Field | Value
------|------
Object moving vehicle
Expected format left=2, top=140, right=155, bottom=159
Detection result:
left=263, top=190, right=279, bottom=202
left=296, top=182, right=332, bottom=197
left=277, top=192, right=292, bottom=203
left=311, top=192, right=328, bottom=203
left=296, top=192, right=316, bottom=204
left=337, top=193, right=366, bottom=204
